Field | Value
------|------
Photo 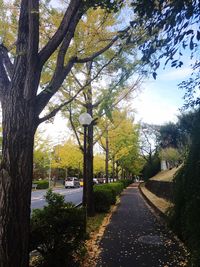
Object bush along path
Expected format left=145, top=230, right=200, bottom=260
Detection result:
left=30, top=180, right=132, bottom=267
left=96, top=184, right=188, bottom=267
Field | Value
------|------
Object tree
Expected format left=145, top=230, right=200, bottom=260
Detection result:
left=93, top=154, right=106, bottom=177
left=139, top=123, right=160, bottom=179
left=59, top=7, right=141, bottom=215
left=169, top=109, right=200, bottom=265
left=0, top=1, right=124, bottom=265
left=159, top=122, right=180, bottom=149
left=33, top=131, right=52, bottom=179
left=130, top=0, right=200, bottom=106
left=99, top=110, right=142, bottom=179
left=51, top=140, right=83, bottom=177
left=159, top=147, right=181, bottom=169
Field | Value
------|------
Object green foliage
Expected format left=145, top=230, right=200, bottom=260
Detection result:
left=119, top=179, right=133, bottom=188
left=168, top=109, right=200, bottom=266
left=142, top=152, right=160, bottom=180
left=131, top=0, right=200, bottom=107
left=51, top=140, right=82, bottom=171
left=33, top=180, right=49, bottom=189
left=30, top=190, right=86, bottom=267
left=94, top=181, right=130, bottom=212
left=159, top=122, right=180, bottom=149
left=159, top=147, right=181, bottom=167
left=45, top=189, right=65, bottom=207
left=99, top=110, right=143, bottom=176
left=97, top=182, right=124, bottom=204
left=33, top=132, right=52, bottom=179
left=94, top=187, right=113, bottom=212
left=85, top=0, right=123, bottom=13
left=93, top=154, right=106, bottom=176
left=107, top=182, right=124, bottom=195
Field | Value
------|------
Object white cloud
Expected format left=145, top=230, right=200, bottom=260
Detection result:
left=133, top=85, right=181, bottom=125
left=159, top=67, right=192, bottom=81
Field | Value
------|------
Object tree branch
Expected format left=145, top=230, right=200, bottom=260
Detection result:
left=23, top=0, right=40, bottom=99
left=38, top=82, right=85, bottom=124
left=75, top=36, right=118, bottom=64
left=38, top=0, right=83, bottom=67
left=56, top=10, right=83, bottom=72
left=0, top=44, right=14, bottom=79
left=68, top=105, right=83, bottom=152
left=35, top=57, right=76, bottom=116
left=28, top=0, right=39, bottom=61
left=15, top=0, right=29, bottom=61
left=61, top=84, right=86, bottom=107
left=0, top=57, right=10, bottom=100
left=36, top=35, right=119, bottom=115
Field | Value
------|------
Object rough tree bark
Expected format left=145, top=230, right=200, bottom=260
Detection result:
left=86, top=62, right=95, bottom=216
left=0, top=0, right=122, bottom=264
left=105, top=127, right=109, bottom=183
left=0, top=1, right=85, bottom=266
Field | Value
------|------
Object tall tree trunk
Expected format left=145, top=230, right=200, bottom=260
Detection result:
left=116, top=161, right=119, bottom=180
left=85, top=61, right=95, bottom=216
left=0, top=95, right=37, bottom=267
left=112, top=156, right=115, bottom=181
left=105, top=127, right=109, bottom=183
left=87, top=120, right=95, bottom=216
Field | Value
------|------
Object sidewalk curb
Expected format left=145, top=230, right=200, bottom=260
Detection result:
left=138, top=182, right=168, bottom=221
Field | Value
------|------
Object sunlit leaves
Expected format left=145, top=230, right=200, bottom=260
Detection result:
left=51, top=140, right=82, bottom=170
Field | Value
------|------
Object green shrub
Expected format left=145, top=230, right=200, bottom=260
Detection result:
left=119, top=179, right=132, bottom=188
left=104, top=183, right=124, bottom=204
left=33, top=180, right=49, bottom=189
left=107, top=182, right=124, bottom=195
left=168, top=109, right=200, bottom=266
left=30, top=190, right=86, bottom=267
left=93, top=182, right=125, bottom=212
left=94, top=187, right=113, bottom=212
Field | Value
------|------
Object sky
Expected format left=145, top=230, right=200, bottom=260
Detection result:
left=38, top=0, right=194, bottom=142
left=39, top=64, right=192, bottom=143
left=133, top=65, right=192, bottom=125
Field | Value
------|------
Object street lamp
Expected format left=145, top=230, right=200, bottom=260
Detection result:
left=79, top=112, right=92, bottom=207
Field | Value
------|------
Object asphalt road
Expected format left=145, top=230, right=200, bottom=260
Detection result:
left=31, top=187, right=83, bottom=210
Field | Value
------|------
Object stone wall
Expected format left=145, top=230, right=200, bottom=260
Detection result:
left=145, top=180, right=174, bottom=202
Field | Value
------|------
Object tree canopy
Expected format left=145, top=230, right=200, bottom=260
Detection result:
left=130, top=0, right=200, bottom=107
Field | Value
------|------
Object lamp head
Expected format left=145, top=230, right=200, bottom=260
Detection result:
left=79, top=112, right=92, bottom=126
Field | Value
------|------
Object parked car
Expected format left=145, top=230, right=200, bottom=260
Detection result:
left=93, top=178, right=98, bottom=184
left=65, top=177, right=80, bottom=188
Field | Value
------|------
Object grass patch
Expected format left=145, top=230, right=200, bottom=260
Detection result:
left=150, top=166, right=181, bottom=182
left=87, top=212, right=107, bottom=235
left=140, top=183, right=173, bottom=214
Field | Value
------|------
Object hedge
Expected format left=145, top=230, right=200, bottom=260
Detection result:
left=30, top=190, right=86, bottom=267
left=33, top=180, right=49, bottom=189
left=94, top=180, right=131, bottom=213
left=119, top=179, right=133, bottom=188
left=94, top=188, right=113, bottom=212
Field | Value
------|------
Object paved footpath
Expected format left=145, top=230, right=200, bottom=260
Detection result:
left=96, top=184, right=188, bottom=267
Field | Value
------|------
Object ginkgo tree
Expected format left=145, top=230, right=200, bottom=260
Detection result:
left=93, top=153, right=108, bottom=177
left=51, top=140, right=83, bottom=177
left=0, top=0, right=126, bottom=265
left=58, top=6, right=141, bottom=215
left=99, top=109, right=143, bottom=179
left=33, top=130, right=53, bottom=179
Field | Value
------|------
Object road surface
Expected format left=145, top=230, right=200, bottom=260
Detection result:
left=31, top=187, right=83, bottom=210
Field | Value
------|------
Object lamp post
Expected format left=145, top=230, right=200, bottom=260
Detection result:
left=79, top=112, right=92, bottom=207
